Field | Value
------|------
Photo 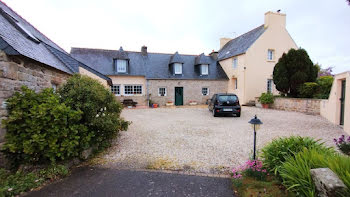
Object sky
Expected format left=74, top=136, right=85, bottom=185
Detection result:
left=2, top=0, right=350, bottom=73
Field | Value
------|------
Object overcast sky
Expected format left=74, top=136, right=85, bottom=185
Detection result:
left=2, top=0, right=350, bottom=73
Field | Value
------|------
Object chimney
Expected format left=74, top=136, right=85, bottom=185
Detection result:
left=220, top=38, right=231, bottom=49
left=141, top=45, right=147, bottom=56
left=209, top=50, right=218, bottom=60
left=264, top=11, right=286, bottom=28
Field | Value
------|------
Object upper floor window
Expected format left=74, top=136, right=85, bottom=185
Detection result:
left=116, top=59, right=127, bottom=73
left=267, top=49, right=274, bottom=60
left=111, top=85, right=120, bottom=95
left=267, top=79, right=273, bottom=93
left=233, top=58, right=238, bottom=69
left=202, top=87, right=209, bottom=96
left=174, top=63, right=182, bottom=74
left=158, top=87, right=167, bottom=96
left=201, top=64, right=209, bottom=75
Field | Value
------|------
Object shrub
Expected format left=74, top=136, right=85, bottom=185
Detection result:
left=298, top=82, right=319, bottom=98
left=315, top=76, right=334, bottom=99
left=258, top=93, right=274, bottom=104
left=1, top=87, right=86, bottom=166
left=334, top=135, right=350, bottom=155
left=58, top=74, right=129, bottom=151
left=260, top=136, right=333, bottom=174
left=279, top=148, right=350, bottom=197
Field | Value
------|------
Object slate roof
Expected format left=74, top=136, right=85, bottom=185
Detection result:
left=169, top=52, right=184, bottom=64
left=217, top=25, right=266, bottom=61
left=70, top=48, right=228, bottom=80
left=194, top=53, right=210, bottom=65
left=0, top=1, right=111, bottom=83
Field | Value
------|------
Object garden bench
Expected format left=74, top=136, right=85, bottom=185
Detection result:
left=122, top=99, right=138, bottom=107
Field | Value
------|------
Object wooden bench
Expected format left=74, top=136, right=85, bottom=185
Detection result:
left=122, top=99, right=138, bottom=107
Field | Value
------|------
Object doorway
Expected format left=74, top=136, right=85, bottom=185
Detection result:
left=340, top=80, right=346, bottom=125
left=175, top=87, right=183, bottom=106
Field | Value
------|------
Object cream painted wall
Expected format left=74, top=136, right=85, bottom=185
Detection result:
left=79, top=67, right=109, bottom=87
left=321, top=72, right=350, bottom=134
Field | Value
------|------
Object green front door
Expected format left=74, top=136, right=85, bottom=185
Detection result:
left=175, top=87, right=183, bottom=106
left=340, top=80, right=346, bottom=125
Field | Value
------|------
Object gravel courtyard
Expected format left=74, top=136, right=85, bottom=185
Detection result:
left=101, top=106, right=346, bottom=174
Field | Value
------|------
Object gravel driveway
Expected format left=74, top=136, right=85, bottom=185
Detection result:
left=101, top=106, right=345, bottom=174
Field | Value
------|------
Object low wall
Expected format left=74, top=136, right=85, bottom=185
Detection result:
left=256, top=97, right=325, bottom=115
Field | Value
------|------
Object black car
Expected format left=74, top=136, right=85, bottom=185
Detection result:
left=208, top=93, right=241, bottom=117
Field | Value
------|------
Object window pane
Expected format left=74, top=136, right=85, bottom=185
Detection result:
left=174, top=63, right=182, bottom=74
left=117, top=60, right=127, bottom=73
left=202, top=87, right=209, bottom=96
left=111, top=85, right=120, bottom=95
left=267, top=79, right=272, bottom=93
left=218, top=95, right=238, bottom=102
left=124, top=85, right=133, bottom=94
left=233, top=58, right=237, bottom=69
left=267, top=50, right=273, bottom=60
left=201, top=65, right=208, bottom=75
left=159, top=87, right=166, bottom=96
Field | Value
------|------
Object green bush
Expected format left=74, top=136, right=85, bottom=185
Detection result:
left=59, top=74, right=129, bottom=151
left=258, top=93, right=274, bottom=104
left=279, top=148, right=350, bottom=197
left=298, top=82, right=319, bottom=98
left=315, top=76, right=334, bottom=99
left=1, top=87, right=86, bottom=166
left=260, top=136, right=333, bottom=174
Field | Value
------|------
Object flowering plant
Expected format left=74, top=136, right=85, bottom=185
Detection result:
left=230, top=159, right=268, bottom=188
left=334, top=135, right=350, bottom=155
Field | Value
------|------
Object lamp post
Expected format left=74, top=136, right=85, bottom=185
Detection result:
left=248, top=115, right=263, bottom=160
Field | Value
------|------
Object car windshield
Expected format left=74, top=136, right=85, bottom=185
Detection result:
left=218, top=95, right=238, bottom=102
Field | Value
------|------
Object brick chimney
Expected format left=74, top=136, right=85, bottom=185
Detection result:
left=220, top=38, right=231, bottom=49
left=141, top=45, right=147, bottom=56
left=264, top=11, right=286, bottom=28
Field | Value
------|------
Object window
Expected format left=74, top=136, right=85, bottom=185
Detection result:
left=202, top=87, right=209, bottom=96
left=267, top=49, right=274, bottom=60
left=51, top=83, right=57, bottom=92
left=234, top=78, right=238, bottom=89
left=233, top=58, right=238, bottom=69
left=201, top=64, right=209, bottom=75
left=174, top=63, right=182, bottom=74
left=124, top=85, right=142, bottom=95
left=267, top=79, right=273, bottom=93
left=158, top=87, right=167, bottom=96
left=116, top=59, right=127, bottom=73
left=111, top=85, right=120, bottom=95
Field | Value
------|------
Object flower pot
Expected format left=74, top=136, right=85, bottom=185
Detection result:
left=166, top=102, right=174, bottom=106
left=189, top=102, right=197, bottom=106
left=262, top=104, right=269, bottom=109
left=152, top=104, right=158, bottom=108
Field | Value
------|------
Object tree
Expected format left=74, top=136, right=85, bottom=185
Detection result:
left=273, top=48, right=318, bottom=97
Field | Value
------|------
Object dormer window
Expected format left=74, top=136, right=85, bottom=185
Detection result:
left=201, top=64, right=209, bottom=75
left=116, top=59, right=127, bottom=73
left=174, top=63, right=182, bottom=75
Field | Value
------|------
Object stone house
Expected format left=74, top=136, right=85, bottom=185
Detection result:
left=71, top=11, right=297, bottom=106
left=0, top=1, right=111, bottom=151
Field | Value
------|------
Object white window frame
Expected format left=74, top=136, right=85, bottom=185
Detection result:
left=267, top=49, right=274, bottom=61
left=158, top=87, right=167, bottom=96
left=233, top=58, right=238, bottom=69
left=174, top=63, right=182, bottom=74
left=116, top=59, right=127, bottom=73
left=202, top=87, right=209, bottom=96
left=267, top=79, right=273, bottom=93
left=124, top=85, right=142, bottom=95
left=201, top=64, right=209, bottom=75
left=111, top=84, right=121, bottom=95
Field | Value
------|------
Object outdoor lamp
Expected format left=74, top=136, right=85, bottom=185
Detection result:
left=248, top=115, right=263, bottom=160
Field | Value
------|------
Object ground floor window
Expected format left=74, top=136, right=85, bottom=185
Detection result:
left=202, top=87, right=209, bottom=96
left=234, top=78, right=238, bottom=89
left=124, top=85, right=142, bottom=95
left=158, top=87, right=167, bottom=96
left=111, top=85, right=120, bottom=95
left=267, top=79, right=273, bottom=93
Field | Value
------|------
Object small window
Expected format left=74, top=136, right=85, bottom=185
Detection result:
left=116, top=59, right=127, bottom=73
left=111, top=85, right=120, bottom=95
left=267, top=79, right=273, bottom=93
left=51, top=83, right=57, bottom=92
left=234, top=78, right=238, bottom=89
left=124, top=85, right=142, bottom=95
left=202, top=87, right=209, bottom=96
left=174, top=63, right=182, bottom=74
left=158, top=87, right=167, bottom=96
left=267, top=49, right=274, bottom=60
left=201, top=64, right=209, bottom=75
left=233, top=58, right=238, bottom=69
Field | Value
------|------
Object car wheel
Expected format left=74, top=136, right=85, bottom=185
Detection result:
left=236, top=112, right=241, bottom=117
left=212, top=108, right=218, bottom=117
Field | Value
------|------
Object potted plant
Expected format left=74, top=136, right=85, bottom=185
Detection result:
left=152, top=103, right=158, bottom=108
left=258, top=93, right=274, bottom=109
left=166, top=101, right=174, bottom=106
left=189, top=100, right=197, bottom=106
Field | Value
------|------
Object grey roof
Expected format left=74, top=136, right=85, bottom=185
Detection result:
left=115, top=47, right=129, bottom=60
left=217, top=25, right=266, bottom=60
left=169, top=51, right=184, bottom=64
left=70, top=48, right=228, bottom=80
left=195, top=53, right=210, bottom=65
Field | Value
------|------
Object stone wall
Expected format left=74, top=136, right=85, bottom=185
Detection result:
left=0, top=51, right=70, bottom=143
left=148, top=79, right=228, bottom=106
left=256, top=97, right=324, bottom=115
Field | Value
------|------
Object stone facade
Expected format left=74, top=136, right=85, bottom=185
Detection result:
left=148, top=79, right=228, bottom=106
left=0, top=51, right=70, bottom=143
left=310, top=168, right=347, bottom=197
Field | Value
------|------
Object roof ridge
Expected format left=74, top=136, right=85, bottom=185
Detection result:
left=70, top=47, right=209, bottom=57
left=0, top=0, right=68, bottom=53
